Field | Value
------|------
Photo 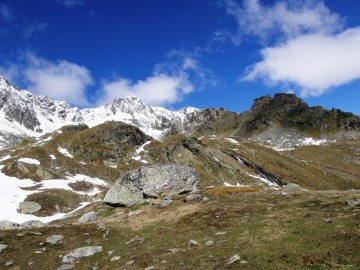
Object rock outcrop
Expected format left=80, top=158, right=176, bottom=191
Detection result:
left=104, top=164, right=200, bottom=207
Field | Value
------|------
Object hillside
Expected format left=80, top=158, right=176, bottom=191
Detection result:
left=0, top=76, right=360, bottom=269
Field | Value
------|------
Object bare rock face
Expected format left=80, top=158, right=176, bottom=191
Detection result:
left=104, top=164, right=200, bottom=207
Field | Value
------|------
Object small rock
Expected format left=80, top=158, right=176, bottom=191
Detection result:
left=45, top=235, right=64, bottom=244
left=324, top=218, right=332, bottom=223
left=282, top=183, right=301, bottom=192
left=57, top=265, right=75, bottom=270
left=215, top=231, right=227, bottom=235
left=188, top=239, right=198, bottom=246
left=19, top=201, right=41, bottom=214
left=225, top=254, right=240, bottom=266
left=108, top=250, right=115, bottom=256
left=184, top=194, right=203, bottom=202
left=161, top=260, right=167, bottom=264
left=78, top=211, right=96, bottom=223
left=346, top=200, right=359, bottom=206
left=126, top=260, right=135, bottom=265
left=125, top=235, right=145, bottom=245
left=110, top=256, right=121, bottom=261
left=111, top=212, right=125, bottom=217
left=128, top=210, right=142, bottom=216
left=240, top=260, right=249, bottom=264
left=145, top=266, right=155, bottom=270
left=159, top=200, right=173, bottom=207
left=205, top=240, right=214, bottom=246
left=62, top=246, right=103, bottom=263
left=280, top=191, right=288, bottom=196
left=5, top=261, right=13, bottom=266
left=31, top=232, right=43, bottom=236
left=0, top=220, right=20, bottom=230
left=202, top=197, right=210, bottom=201
left=21, top=220, right=44, bottom=229
left=0, top=244, right=8, bottom=253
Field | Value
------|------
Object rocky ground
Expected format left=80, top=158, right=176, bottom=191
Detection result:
left=1, top=187, right=360, bottom=269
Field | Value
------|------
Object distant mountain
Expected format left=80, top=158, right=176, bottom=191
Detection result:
left=0, top=76, right=199, bottom=144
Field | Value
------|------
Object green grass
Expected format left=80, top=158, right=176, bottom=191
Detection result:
left=1, top=190, right=360, bottom=269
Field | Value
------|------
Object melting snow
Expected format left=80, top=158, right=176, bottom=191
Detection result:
left=136, top=141, right=151, bottom=154
left=50, top=155, right=56, bottom=160
left=0, top=167, right=107, bottom=224
left=0, top=155, right=11, bottom=162
left=18, top=158, right=40, bottom=165
left=246, top=172, right=278, bottom=187
left=58, top=147, right=73, bottom=158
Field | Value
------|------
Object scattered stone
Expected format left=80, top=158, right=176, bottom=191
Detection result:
left=161, top=260, right=167, bottom=264
left=324, top=218, right=332, bottom=223
left=240, top=260, right=249, bottom=264
left=0, top=244, right=8, bottom=253
left=280, top=191, right=288, bottom=196
left=57, top=265, right=75, bottom=270
left=35, top=247, right=47, bottom=253
left=97, top=223, right=107, bottom=230
left=282, top=183, right=301, bottom=192
left=103, top=229, right=110, bottom=239
left=225, top=254, right=240, bottom=266
left=188, top=239, right=198, bottom=246
left=346, top=200, right=358, bottom=206
left=104, top=164, right=200, bottom=207
left=78, top=211, right=96, bottom=223
left=19, top=201, right=41, bottom=214
left=62, top=246, right=103, bottom=263
left=111, top=256, right=121, bottom=261
left=184, top=194, right=203, bottom=202
left=125, top=235, right=145, bottom=245
left=266, top=207, right=272, bottom=211
left=145, top=266, right=155, bottom=270
left=17, top=233, right=25, bottom=237
left=215, top=231, right=227, bottom=235
left=45, top=235, right=64, bottom=244
left=205, top=240, right=214, bottom=246
left=111, top=211, right=125, bottom=217
left=206, top=186, right=215, bottom=189
left=202, top=197, right=210, bottom=201
left=126, top=260, right=135, bottom=265
left=159, top=199, right=173, bottom=207
left=5, top=261, right=13, bottom=266
left=31, top=232, right=43, bottom=236
left=108, top=250, right=115, bottom=256
left=128, top=210, right=142, bottom=217
left=21, top=220, right=44, bottom=229
left=0, top=220, right=20, bottom=230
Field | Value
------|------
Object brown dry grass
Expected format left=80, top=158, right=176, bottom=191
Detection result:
left=206, top=186, right=260, bottom=196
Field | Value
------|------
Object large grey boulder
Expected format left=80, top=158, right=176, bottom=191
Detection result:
left=62, top=246, right=103, bottom=263
left=19, top=201, right=41, bottom=214
left=104, top=164, right=200, bottom=207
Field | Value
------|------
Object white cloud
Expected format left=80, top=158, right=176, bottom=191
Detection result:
left=222, top=0, right=343, bottom=43
left=241, top=27, right=360, bottom=96
left=97, top=50, right=217, bottom=107
left=97, top=73, right=193, bottom=107
left=23, top=54, right=93, bottom=106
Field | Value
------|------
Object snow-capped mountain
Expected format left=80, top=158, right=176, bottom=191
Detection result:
left=0, top=76, right=199, bottom=142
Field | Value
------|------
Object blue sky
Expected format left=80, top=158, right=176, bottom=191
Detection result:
left=0, top=0, right=360, bottom=115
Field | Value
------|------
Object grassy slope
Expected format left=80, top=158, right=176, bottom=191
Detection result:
left=1, top=189, right=360, bottom=269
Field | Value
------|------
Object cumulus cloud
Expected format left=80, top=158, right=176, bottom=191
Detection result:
left=222, top=0, right=342, bottom=43
left=241, top=27, right=360, bottom=97
left=97, top=50, right=217, bottom=107
left=97, top=74, right=193, bottom=107
left=23, top=54, right=93, bottom=106
left=221, top=0, right=360, bottom=97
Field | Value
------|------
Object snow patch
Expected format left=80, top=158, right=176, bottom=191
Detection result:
left=18, top=158, right=40, bottom=165
left=58, top=147, right=73, bottom=158
left=136, top=141, right=151, bottom=154
left=50, top=155, right=56, bottom=160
